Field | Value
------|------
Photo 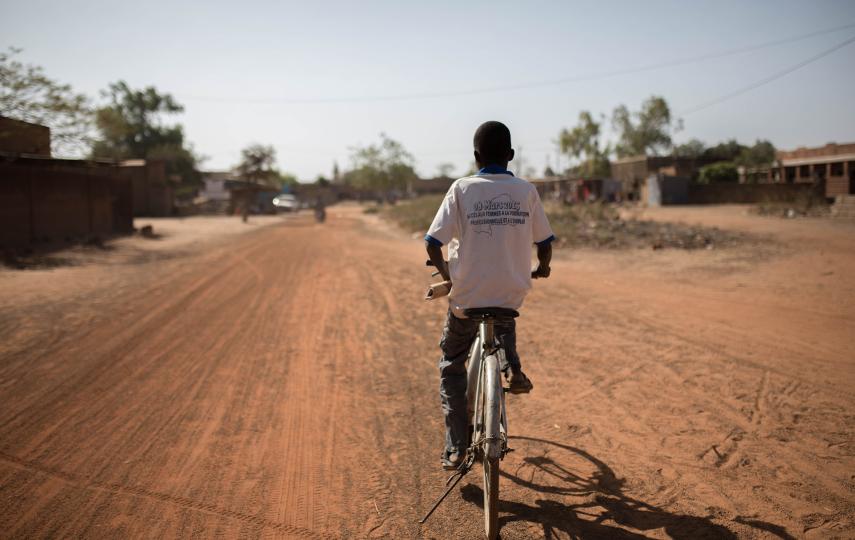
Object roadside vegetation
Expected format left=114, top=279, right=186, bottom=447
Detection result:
left=543, top=202, right=745, bottom=250
left=379, top=196, right=746, bottom=250
left=372, top=194, right=443, bottom=232
left=753, top=190, right=831, bottom=219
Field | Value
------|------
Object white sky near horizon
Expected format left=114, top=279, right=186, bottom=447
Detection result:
left=3, top=0, right=855, bottom=181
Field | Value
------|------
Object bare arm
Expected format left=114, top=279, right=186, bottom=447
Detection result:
left=532, top=242, right=552, bottom=279
left=426, top=243, right=450, bottom=282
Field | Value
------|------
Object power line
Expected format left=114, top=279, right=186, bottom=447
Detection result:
left=470, top=34, right=855, bottom=158
left=178, top=21, right=855, bottom=105
left=679, top=34, right=855, bottom=116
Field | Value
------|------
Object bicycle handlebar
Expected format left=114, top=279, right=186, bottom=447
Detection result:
left=428, top=260, right=547, bottom=279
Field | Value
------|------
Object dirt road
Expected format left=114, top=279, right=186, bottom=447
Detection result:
left=1, top=206, right=853, bottom=538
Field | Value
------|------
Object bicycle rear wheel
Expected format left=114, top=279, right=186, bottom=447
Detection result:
left=483, top=455, right=499, bottom=539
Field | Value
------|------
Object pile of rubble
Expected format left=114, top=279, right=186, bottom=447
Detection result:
left=547, top=205, right=746, bottom=250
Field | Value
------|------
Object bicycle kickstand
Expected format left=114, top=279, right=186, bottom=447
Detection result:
left=417, top=454, right=474, bottom=524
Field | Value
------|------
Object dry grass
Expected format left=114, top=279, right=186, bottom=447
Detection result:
left=381, top=196, right=748, bottom=250
left=379, top=195, right=444, bottom=234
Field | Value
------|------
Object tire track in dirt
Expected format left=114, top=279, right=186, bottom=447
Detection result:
left=2, top=206, right=853, bottom=538
left=0, top=451, right=329, bottom=538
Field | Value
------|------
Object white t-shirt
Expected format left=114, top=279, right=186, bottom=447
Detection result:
left=426, top=173, right=555, bottom=315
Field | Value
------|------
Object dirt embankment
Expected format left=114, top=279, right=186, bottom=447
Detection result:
left=0, top=205, right=853, bottom=538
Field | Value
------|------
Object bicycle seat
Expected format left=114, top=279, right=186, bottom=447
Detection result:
left=463, top=307, right=519, bottom=320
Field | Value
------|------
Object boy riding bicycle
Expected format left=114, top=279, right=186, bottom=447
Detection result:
left=425, top=121, right=555, bottom=470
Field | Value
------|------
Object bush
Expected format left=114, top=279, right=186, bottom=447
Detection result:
left=698, top=162, right=739, bottom=184
left=381, top=195, right=444, bottom=232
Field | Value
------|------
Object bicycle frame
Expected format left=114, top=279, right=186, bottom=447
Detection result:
left=467, top=319, right=508, bottom=461
left=419, top=315, right=510, bottom=535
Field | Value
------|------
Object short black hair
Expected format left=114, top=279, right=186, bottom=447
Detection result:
left=473, top=121, right=512, bottom=164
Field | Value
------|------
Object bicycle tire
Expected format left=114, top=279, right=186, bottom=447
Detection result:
left=482, top=353, right=503, bottom=539
left=483, top=455, right=499, bottom=539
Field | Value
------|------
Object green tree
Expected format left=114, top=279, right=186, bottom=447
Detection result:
left=673, top=138, right=706, bottom=158
left=698, top=162, right=739, bottom=184
left=736, top=140, right=776, bottom=168
left=348, top=133, right=418, bottom=193
left=558, top=111, right=611, bottom=178
left=235, top=144, right=297, bottom=190
left=703, top=139, right=745, bottom=163
left=612, top=95, right=673, bottom=157
left=436, top=162, right=455, bottom=178
left=276, top=172, right=298, bottom=189
left=92, top=81, right=200, bottom=186
left=0, top=47, right=93, bottom=157
left=237, top=144, right=277, bottom=183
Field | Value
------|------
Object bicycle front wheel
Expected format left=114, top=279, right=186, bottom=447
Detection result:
left=481, top=353, right=503, bottom=539
left=483, top=455, right=499, bottom=539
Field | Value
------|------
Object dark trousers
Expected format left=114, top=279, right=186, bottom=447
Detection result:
left=438, top=309, right=519, bottom=454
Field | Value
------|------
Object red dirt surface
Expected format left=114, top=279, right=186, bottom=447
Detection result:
left=0, top=205, right=853, bottom=538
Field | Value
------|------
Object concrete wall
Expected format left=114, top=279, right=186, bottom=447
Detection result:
left=120, top=160, right=174, bottom=217
left=0, top=160, right=133, bottom=248
left=644, top=175, right=690, bottom=206
left=0, top=117, right=51, bottom=157
left=612, top=156, right=717, bottom=198
left=688, top=182, right=816, bottom=204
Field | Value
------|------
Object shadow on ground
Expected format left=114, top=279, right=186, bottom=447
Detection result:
left=1, top=239, right=115, bottom=270
left=460, top=436, right=795, bottom=539
left=0, top=231, right=177, bottom=270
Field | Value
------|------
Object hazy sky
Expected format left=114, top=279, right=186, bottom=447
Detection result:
left=4, top=0, right=855, bottom=179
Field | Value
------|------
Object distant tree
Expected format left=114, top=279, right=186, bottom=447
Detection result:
left=0, top=47, right=93, bottom=157
left=316, top=175, right=330, bottom=186
left=92, top=81, right=200, bottom=186
left=673, top=138, right=707, bottom=158
left=703, top=139, right=745, bottom=163
left=612, top=95, right=673, bottom=157
left=436, top=162, right=455, bottom=178
left=237, top=144, right=277, bottom=184
left=348, top=133, right=418, bottom=192
left=558, top=111, right=611, bottom=178
left=736, top=140, right=776, bottom=168
left=543, top=166, right=556, bottom=177
left=276, top=172, right=298, bottom=189
left=698, top=162, right=739, bottom=184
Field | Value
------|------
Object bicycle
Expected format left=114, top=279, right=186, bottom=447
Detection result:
left=421, top=261, right=539, bottom=539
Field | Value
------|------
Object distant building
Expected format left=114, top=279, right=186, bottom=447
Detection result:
left=778, top=143, right=855, bottom=197
left=1, top=119, right=135, bottom=247
left=529, top=176, right=624, bottom=203
left=739, top=142, right=855, bottom=198
left=412, top=177, right=455, bottom=196
left=196, top=171, right=237, bottom=212
left=610, top=155, right=715, bottom=200
left=0, top=116, right=51, bottom=156
left=224, top=179, right=280, bottom=215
